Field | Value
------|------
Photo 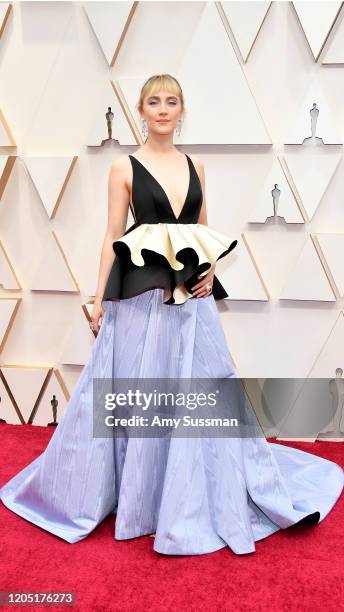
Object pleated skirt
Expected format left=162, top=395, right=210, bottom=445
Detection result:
left=0, top=288, right=343, bottom=555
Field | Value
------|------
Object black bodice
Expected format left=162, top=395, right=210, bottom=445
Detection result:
left=102, top=154, right=238, bottom=305
left=128, top=154, right=202, bottom=225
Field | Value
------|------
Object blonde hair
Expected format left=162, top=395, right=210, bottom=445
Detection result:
left=137, top=74, right=185, bottom=115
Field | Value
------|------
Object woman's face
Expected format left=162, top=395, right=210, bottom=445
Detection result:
left=141, top=89, right=182, bottom=135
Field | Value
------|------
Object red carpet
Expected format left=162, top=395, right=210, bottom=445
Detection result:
left=0, top=424, right=343, bottom=612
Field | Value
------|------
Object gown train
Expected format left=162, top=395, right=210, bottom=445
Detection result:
left=0, top=288, right=343, bottom=555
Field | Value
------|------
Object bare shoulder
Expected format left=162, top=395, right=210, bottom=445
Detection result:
left=109, top=154, right=131, bottom=175
left=187, top=154, right=205, bottom=181
left=109, top=155, right=133, bottom=191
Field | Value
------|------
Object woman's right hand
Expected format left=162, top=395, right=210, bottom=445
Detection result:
left=90, top=300, right=105, bottom=337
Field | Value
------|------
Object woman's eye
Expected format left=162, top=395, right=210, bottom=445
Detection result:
left=148, top=100, right=177, bottom=105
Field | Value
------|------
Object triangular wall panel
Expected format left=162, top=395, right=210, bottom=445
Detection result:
left=0, top=365, right=51, bottom=424
left=23, top=156, right=78, bottom=218
left=0, top=155, right=16, bottom=200
left=307, top=311, right=344, bottom=378
left=0, top=108, right=16, bottom=146
left=220, top=233, right=269, bottom=301
left=84, top=1, right=137, bottom=66
left=283, top=153, right=341, bottom=221
left=30, top=231, right=79, bottom=292
left=284, top=82, right=342, bottom=144
left=322, top=5, right=344, bottom=64
left=0, top=3, right=12, bottom=41
left=248, top=158, right=303, bottom=224
left=316, top=233, right=344, bottom=297
left=221, top=1, right=271, bottom=62
left=0, top=298, right=21, bottom=353
left=30, top=369, right=70, bottom=426
left=280, top=236, right=336, bottom=301
left=0, top=239, right=21, bottom=290
left=292, top=1, right=342, bottom=61
left=87, top=80, right=138, bottom=146
left=59, top=303, right=96, bottom=365
left=119, top=2, right=272, bottom=144
left=0, top=371, right=24, bottom=424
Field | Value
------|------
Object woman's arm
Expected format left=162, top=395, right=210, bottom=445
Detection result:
left=90, top=159, right=130, bottom=334
left=94, top=158, right=130, bottom=306
left=196, top=159, right=208, bottom=226
left=190, top=156, right=215, bottom=297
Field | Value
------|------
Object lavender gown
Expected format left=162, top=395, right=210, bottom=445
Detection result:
left=1, top=154, right=343, bottom=555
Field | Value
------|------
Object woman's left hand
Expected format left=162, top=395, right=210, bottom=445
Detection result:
left=191, top=265, right=215, bottom=298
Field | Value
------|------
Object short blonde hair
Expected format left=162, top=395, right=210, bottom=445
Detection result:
left=137, top=74, right=185, bottom=114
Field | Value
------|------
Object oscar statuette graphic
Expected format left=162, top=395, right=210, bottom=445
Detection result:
left=47, top=394, right=58, bottom=427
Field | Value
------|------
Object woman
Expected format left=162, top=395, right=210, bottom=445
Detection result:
left=0, top=74, right=343, bottom=556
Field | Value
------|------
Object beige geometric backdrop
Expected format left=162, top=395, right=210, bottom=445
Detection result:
left=1, top=1, right=344, bottom=426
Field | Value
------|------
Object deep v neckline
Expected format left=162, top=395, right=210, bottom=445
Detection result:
left=129, top=153, right=191, bottom=221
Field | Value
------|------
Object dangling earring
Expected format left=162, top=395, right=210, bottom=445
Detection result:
left=175, top=119, right=182, bottom=137
left=141, top=118, right=147, bottom=141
